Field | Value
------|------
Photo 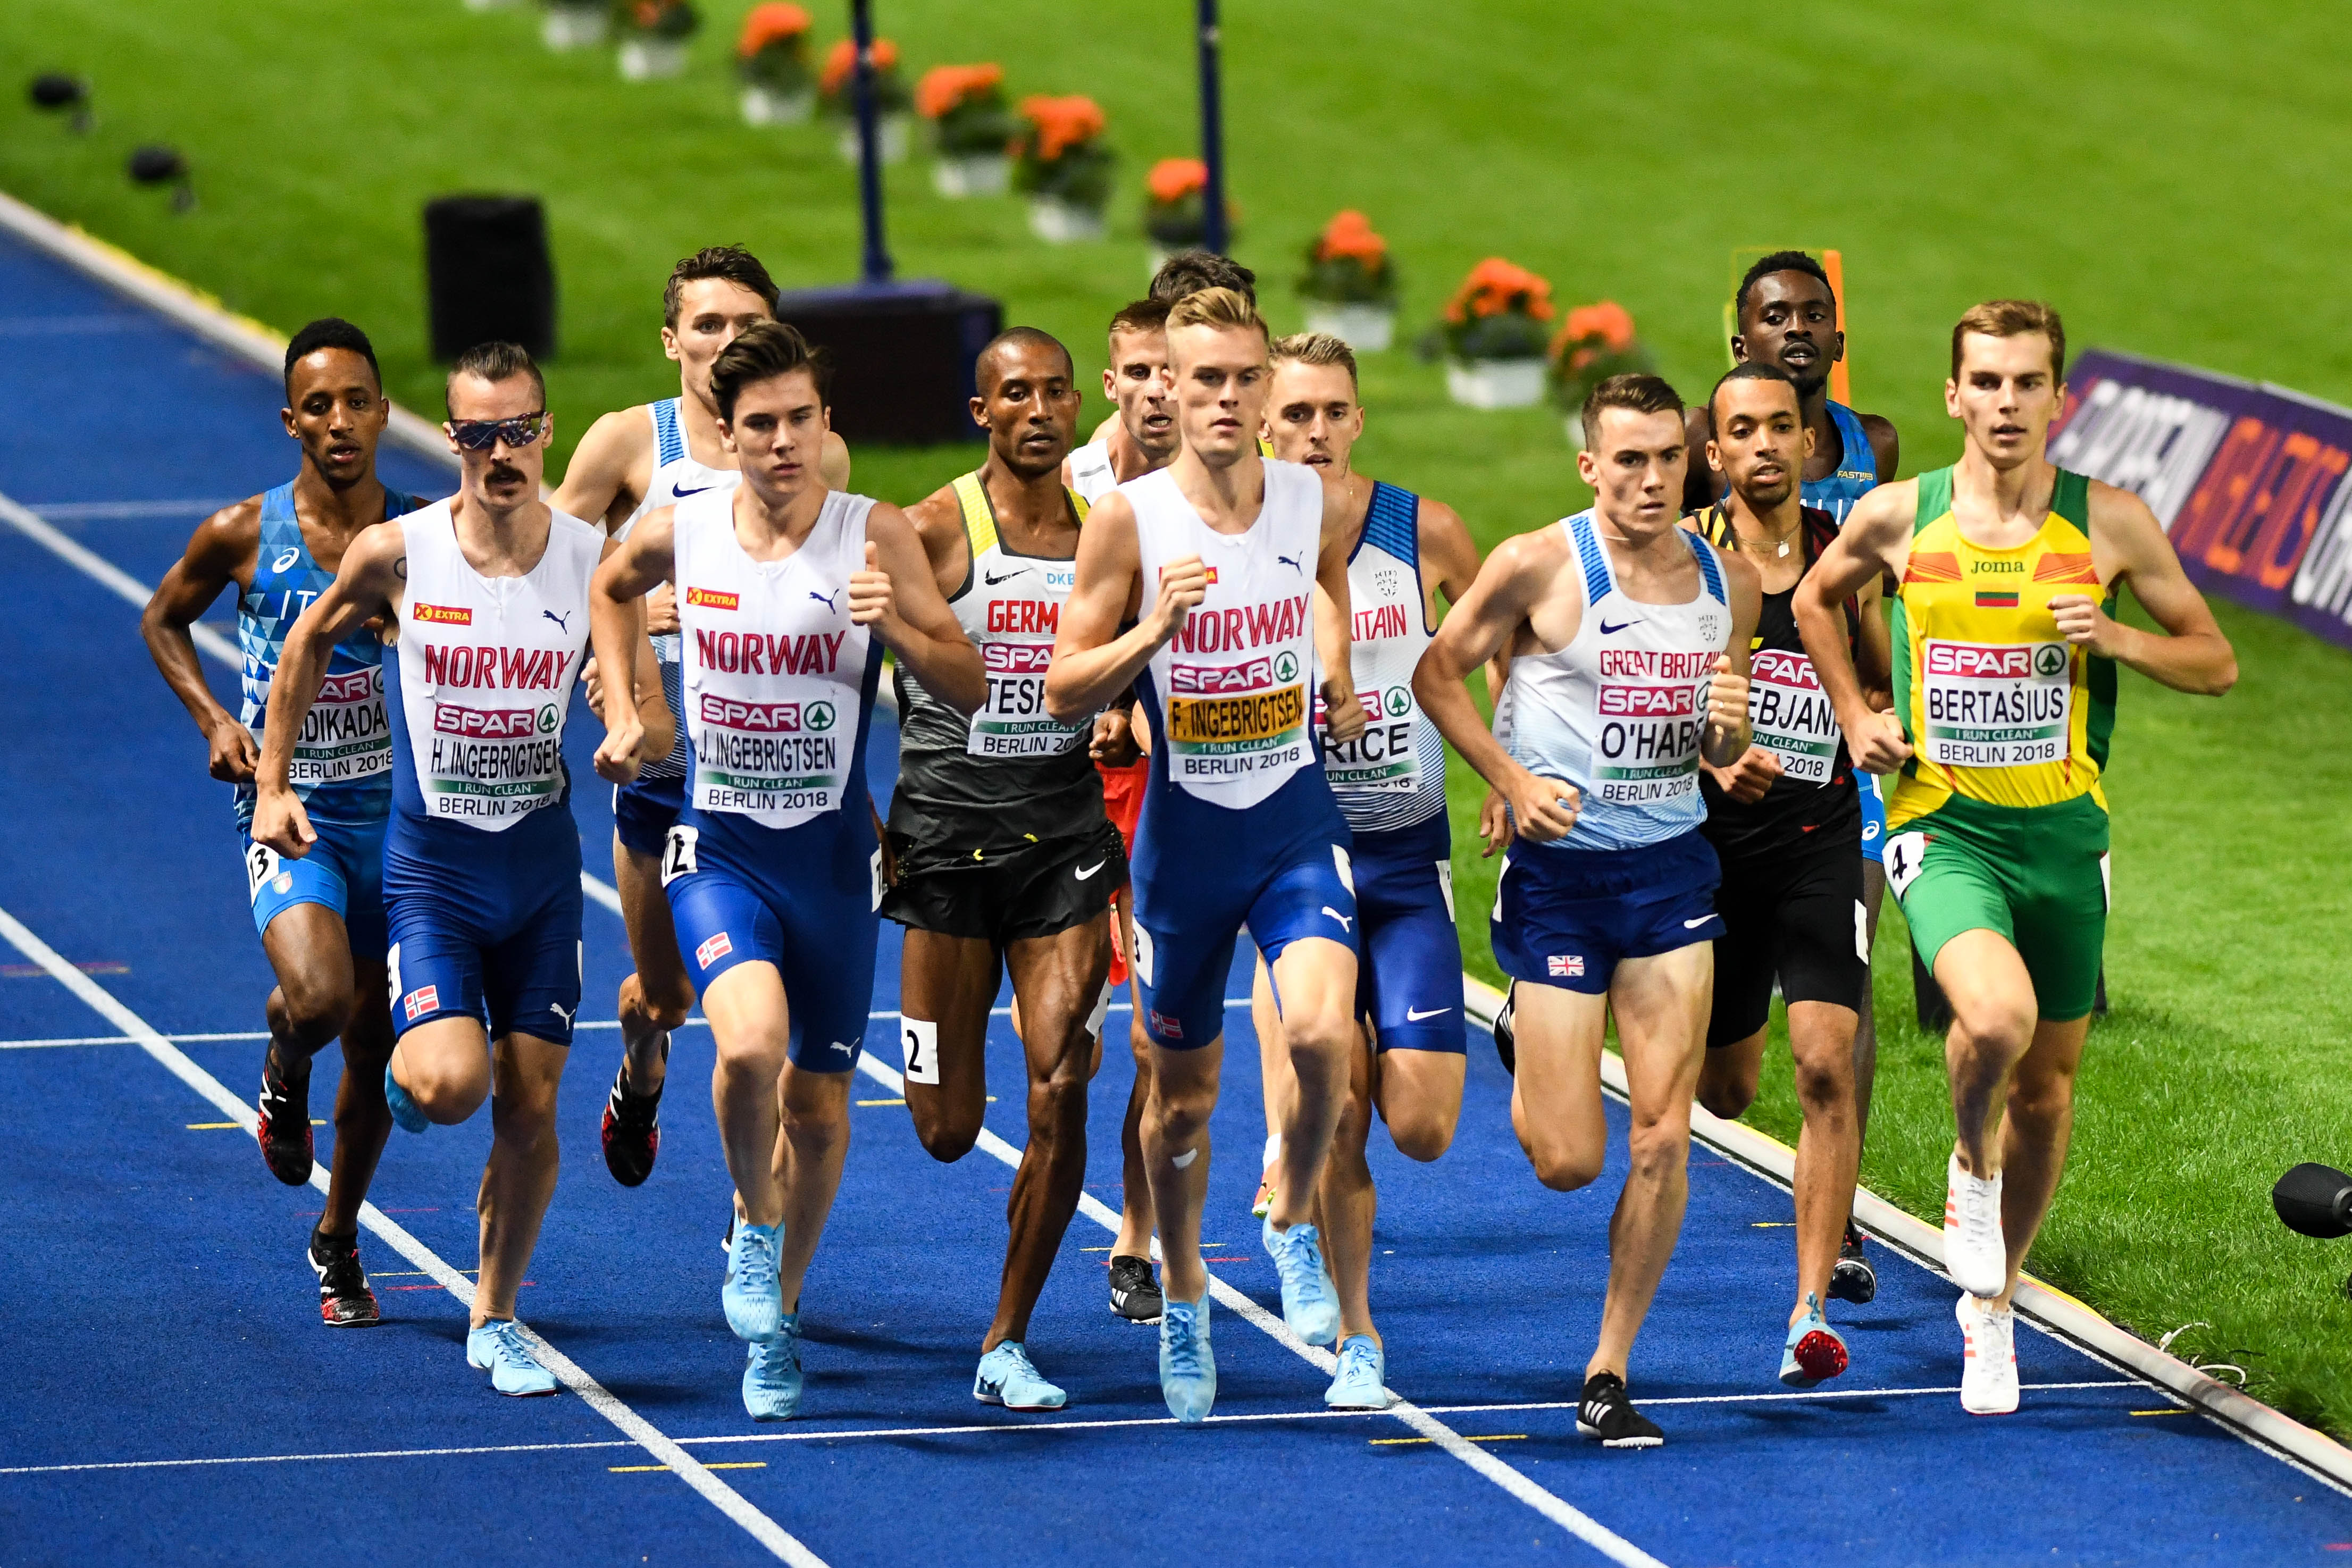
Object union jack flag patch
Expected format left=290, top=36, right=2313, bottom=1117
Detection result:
left=1547, top=955, right=1585, bottom=979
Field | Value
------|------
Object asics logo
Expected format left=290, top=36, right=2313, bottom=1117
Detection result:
left=542, top=609, right=572, bottom=633
left=1599, top=618, right=1641, bottom=635
left=1074, top=860, right=1107, bottom=881
left=1404, top=1006, right=1451, bottom=1022
left=271, top=547, right=302, bottom=572
left=1321, top=906, right=1353, bottom=933
left=984, top=567, right=1029, bottom=585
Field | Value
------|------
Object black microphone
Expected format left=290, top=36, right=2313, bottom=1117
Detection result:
left=2273, top=1163, right=2352, bottom=1238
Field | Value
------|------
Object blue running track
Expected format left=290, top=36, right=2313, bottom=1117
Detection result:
left=1, top=222, right=2346, bottom=1567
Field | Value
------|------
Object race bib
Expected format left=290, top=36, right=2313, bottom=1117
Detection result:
left=1166, top=652, right=1308, bottom=784
left=244, top=840, right=281, bottom=901
left=661, top=824, right=700, bottom=886
left=423, top=695, right=567, bottom=819
left=693, top=690, right=846, bottom=816
left=1746, top=649, right=1842, bottom=785
left=900, top=1017, right=941, bottom=1086
left=1318, top=686, right=1421, bottom=795
left=281, top=665, right=393, bottom=788
left=1919, top=639, right=2072, bottom=769
left=967, top=641, right=1085, bottom=757
left=1593, top=649, right=1711, bottom=805
left=1885, top=830, right=1929, bottom=900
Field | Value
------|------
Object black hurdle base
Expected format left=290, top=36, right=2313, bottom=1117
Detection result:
left=775, top=280, right=1000, bottom=446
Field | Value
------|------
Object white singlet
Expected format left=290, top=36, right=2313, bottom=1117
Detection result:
left=674, top=488, right=876, bottom=831
left=1129, top=459, right=1323, bottom=812
left=1066, top=441, right=1117, bottom=507
left=617, top=397, right=736, bottom=783
left=1322, top=480, right=1445, bottom=834
left=393, top=500, right=601, bottom=833
left=1499, top=510, right=1731, bottom=851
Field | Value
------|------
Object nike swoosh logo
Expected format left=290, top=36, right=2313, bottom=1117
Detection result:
left=1074, top=861, right=1106, bottom=881
left=1404, top=1006, right=1451, bottom=1022
left=1599, top=618, right=1640, bottom=635
left=673, top=484, right=715, bottom=498
left=1683, top=916, right=1716, bottom=929
left=984, top=568, right=1030, bottom=585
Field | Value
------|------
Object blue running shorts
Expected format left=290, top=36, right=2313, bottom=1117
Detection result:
left=242, top=817, right=387, bottom=959
left=1491, top=829, right=1723, bottom=996
left=663, top=811, right=881, bottom=1074
left=1133, top=839, right=1359, bottom=1051
left=613, top=773, right=685, bottom=860
left=1351, top=817, right=1466, bottom=1054
left=383, top=812, right=584, bottom=1045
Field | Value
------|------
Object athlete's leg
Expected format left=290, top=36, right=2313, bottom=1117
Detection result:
left=1114, top=1007, right=1155, bottom=1259
left=1142, top=1034, right=1224, bottom=1306
left=774, top=1060, right=855, bottom=1313
left=473, top=1029, right=567, bottom=1326
left=1508, top=982, right=1612, bottom=1190
left=1588, top=943, right=1710, bottom=1381
left=1936, top=929, right=2040, bottom=1179
left=1695, top=1030, right=1765, bottom=1121
left=897, top=931, right=1002, bottom=1163
left=989, top=917, right=1114, bottom=1347
left=1263, top=936, right=1356, bottom=1236
left=1785, top=999, right=1860, bottom=1318
left=257, top=904, right=378, bottom=1195
left=391, top=1012, right=495, bottom=1122
left=1854, top=859, right=1885, bottom=1147
left=613, top=837, right=694, bottom=1094
left=1320, top=1025, right=1378, bottom=1342
left=320, top=958, right=395, bottom=1235
left=1987, top=1013, right=2091, bottom=1310
left=702, top=959, right=793, bottom=1226
left=1251, top=953, right=1295, bottom=1206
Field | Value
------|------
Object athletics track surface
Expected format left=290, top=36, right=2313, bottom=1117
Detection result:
left=0, top=224, right=2345, bottom=1568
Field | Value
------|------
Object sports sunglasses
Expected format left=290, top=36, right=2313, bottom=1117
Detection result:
left=446, top=411, right=548, bottom=451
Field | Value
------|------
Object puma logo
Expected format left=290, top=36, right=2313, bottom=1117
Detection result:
left=1322, top=906, right=1353, bottom=933
left=810, top=589, right=842, bottom=611
left=1277, top=554, right=1303, bottom=572
left=542, top=609, right=571, bottom=633
left=548, top=1000, right=577, bottom=1024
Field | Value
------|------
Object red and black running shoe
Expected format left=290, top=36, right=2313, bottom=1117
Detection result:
left=309, top=1229, right=380, bottom=1327
left=256, top=1045, right=314, bottom=1187
left=601, top=1057, right=663, bottom=1187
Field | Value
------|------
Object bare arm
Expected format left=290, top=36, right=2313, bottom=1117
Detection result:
left=1315, top=470, right=1366, bottom=742
left=2068, top=482, right=2237, bottom=695
left=252, top=521, right=408, bottom=855
left=900, top=484, right=972, bottom=600
left=1045, top=491, right=1202, bottom=723
left=588, top=512, right=674, bottom=782
left=856, top=502, right=985, bottom=716
left=549, top=409, right=651, bottom=534
left=1794, top=481, right=1916, bottom=773
left=140, top=499, right=261, bottom=782
left=1702, top=548, right=1760, bottom=767
left=1861, top=413, right=1901, bottom=487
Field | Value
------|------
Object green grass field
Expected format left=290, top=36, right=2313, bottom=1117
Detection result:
left=9, top=0, right=2352, bottom=1430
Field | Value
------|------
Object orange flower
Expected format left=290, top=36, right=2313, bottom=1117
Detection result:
left=1316, top=209, right=1386, bottom=265
left=736, top=2, right=810, bottom=58
left=1551, top=300, right=1637, bottom=357
left=1443, top=257, right=1555, bottom=325
left=821, top=36, right=900, bottom=98
left=632, top=1, right=663, bottom=28
left=1147, top=158, right=1208, bottom=206
left=1018, top=95, right=1107, bottom=162
left=915, top=62, right=1002, bottom=120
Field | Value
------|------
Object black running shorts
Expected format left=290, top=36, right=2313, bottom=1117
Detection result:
left=1706, top=828, right=1869, bottom=1050
left=880, top=819, right=1126, bottom=945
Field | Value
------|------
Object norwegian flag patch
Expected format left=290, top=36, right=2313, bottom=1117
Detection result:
left=695, top=932, right=734, bottom=969
left=400, top=985, right=440, bottom=1021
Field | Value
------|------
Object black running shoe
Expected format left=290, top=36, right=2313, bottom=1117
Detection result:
left=256, top=1045, right=313, bottom=1187
left=309, top=1229, right=380, bottom=1327
left=1492, top=982, right=1518, bottom=1077
left=601, top=1058, right=663, bottom=1187
left=1108, top=1254, right=1164, bottom=1324
left=1829, top=1221, right=1878, bottom=1304
left=1577, top=1371, right=1663, bottom=1448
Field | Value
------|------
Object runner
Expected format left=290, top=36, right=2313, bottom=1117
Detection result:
left=1064, top=297, right=1180, bottom=1328
left=885, top=328, right=1127, bottom=1409
left=1248, top=330, right=1481, bottom=1408
left=1083, top=253, right=1255, bottom=450
left=1686, top=363, right=1880, bottom=1386
left=254, top=341, right=668, bottom=1396
left=1793, top=300, right=2235, bottom=1415
left=551, top=245, right=850, bottom=1188
left=1417, top=372, right=1760, bottom=1447
left=1047, top=286, right=1370, bottom=1423
left=140, top=317, right=423, bottom=1327
left=589, top=321, right=984, bottom=1421
left=1688, top=250, right=1901, bottom=1302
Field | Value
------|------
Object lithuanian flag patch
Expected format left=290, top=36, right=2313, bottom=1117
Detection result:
left=1974, top=590, right=2020, bottom=608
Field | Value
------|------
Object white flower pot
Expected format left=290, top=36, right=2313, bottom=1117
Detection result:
left=836, top=115, right=910, bottom=165
left=464, top=0, right=518, bottom=12
left=740, top=86, right=815, bottom=125
left=1028, top=197, right=1107, bottom=245
left=1303, top=303, right=1397, bottom=352
left=618, top=38, right=688, bottom=81
left=1445, top=358, right=1547, bottom=410
left=932, top=153, right=1010, bottom=198
left=540, top=6, right=607, bottom=49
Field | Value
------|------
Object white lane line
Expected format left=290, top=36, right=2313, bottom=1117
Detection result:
left=0, top=1381, right=2141, bottom=1477
left=851, top=1051, right=1671, bottom=1568
left=27, top=499, right=240, bottom=519
left=0, top=488, right=239, bottom=666
left=0, top=902, right=830, bottom=1568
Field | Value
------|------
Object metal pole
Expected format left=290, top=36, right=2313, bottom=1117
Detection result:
left=1197, top=0, right=1227, bottom=256
left=851, top=0, right=892, bottom=283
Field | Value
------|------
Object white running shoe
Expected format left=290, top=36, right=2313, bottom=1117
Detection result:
left=1943, top=1151, right=2007, bottom=1299
left=1955, top=1293, right=2019, bottom=1415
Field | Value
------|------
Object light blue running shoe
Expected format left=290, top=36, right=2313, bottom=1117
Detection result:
left=1262, top=1216, right=1340, bottom=1346
left=384, top=1066, right=428, bottom=1134
left=743, top=1315, right=803, bottom=1421
left=1158, top=1294, right=1216, bottom=1423
left=974, top=1341, right=1067, bottom=1411
left=466, top=1319, right=558, bottom=1396
left=724, top=1221, right=784, bottom=1343
left=1779, top=1293, right=1850, bottom=1388
left=1326, top=1333, right=1393, bottom=1410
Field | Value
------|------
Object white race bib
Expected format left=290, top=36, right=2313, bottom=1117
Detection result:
left=1920, top=639, right=2072, bottom=769
left=1747, top=648, right=1842, bottom=785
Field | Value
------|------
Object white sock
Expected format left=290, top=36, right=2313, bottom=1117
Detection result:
left=1262, top=1133, right=1282, bottom=1169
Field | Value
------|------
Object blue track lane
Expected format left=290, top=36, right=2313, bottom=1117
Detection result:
left=2, top=223, right=2347, bottom=1567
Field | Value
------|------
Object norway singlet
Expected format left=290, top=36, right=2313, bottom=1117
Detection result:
left=234, top=480, right=423, bottom=828
left=1804, top=400, right=1881, bottom=526
left=662, top=488, right=886, bottom=1071
left=1500, top=512, right=1732, bottom=851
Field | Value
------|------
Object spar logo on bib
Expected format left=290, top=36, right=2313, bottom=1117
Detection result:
left=1920, top=639, right=2072, bottom=767
left=1924, top=642, right=2067, bottom=681
left=434, top=704, right=540, bottom=740
left=698, top=695, right=835, bottom=733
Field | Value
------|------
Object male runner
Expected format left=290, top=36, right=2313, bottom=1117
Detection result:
left=552, top=245, right=850, bottom=1187
left=1686, top=250, right=1900, bottom=1301
left=1082, top=252, right=1255, bottom=450
left=1049, top=286, right=1369, bottom=1422
left=591, top=321, right=984, bottom=1421
left=255, top=342, right=668, bottom=1396
left=1248, top=330, right=1481, bottom=1408
left=1794, top=301, right=2234, bottom=1415
left=1686, top=364, right=1880, bottom=1386
left=141, top=317, right=421, bottom=1327
left=886, top=328, right=1127, bottom=1409
left=1417, top=373, right=1759, bottom=1446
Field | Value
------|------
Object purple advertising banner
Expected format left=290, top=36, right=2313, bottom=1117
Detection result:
left=2048, top=347, right=2352, bottom=650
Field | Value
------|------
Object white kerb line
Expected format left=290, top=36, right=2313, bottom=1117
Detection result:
left=852, top=1050, right=1672, bottom=1568
left=0, top=902, right=828, bottom=1568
